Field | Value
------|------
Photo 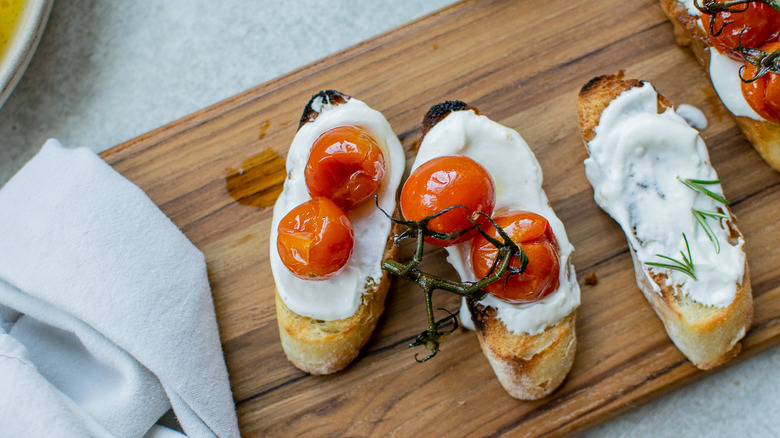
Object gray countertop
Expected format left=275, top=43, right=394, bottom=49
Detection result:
left=1, top=1, right=777, bottom=436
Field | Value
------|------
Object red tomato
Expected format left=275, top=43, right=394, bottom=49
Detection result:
left=741, top=42, right=780, bottom=124
left=305, top=125, right=386, bottom=210
left=400, top=155, right=495, bottom=246
left=701, top=2, right=780, bottom=59
left=277, top=197, right=354, bottom=280
left=470, top=211, right=560, bottom=303
left=771, top=12, right=780, bottom=43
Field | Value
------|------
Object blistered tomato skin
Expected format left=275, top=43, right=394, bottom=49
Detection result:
left=741, top=42, right=780, bottom=124
left=470, top=211, right=560, bottom=303
left=304, top=125, right=386, bottom=210
left=399, top=155, right=496, bottom=246
left=276, top=197, right=354, bottom=280
left=701, top=2, right=780, bottom=59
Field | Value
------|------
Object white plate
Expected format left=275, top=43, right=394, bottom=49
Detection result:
left=0, top=0, right=53, bottom=109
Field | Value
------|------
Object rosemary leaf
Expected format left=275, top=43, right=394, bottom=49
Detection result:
left=645, top=261, right=696, bottom=280
left=682, top=233, right=695, bottom=266
left=679, top=178, right=730, bottom=205
left=692, top=209, right=721, bottom=254
left=695, top=210, right=729, bottom=220
left=646, top=233, right=697, bottom=280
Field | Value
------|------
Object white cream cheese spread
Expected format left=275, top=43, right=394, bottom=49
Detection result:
left=680, top=0, right=702, bottom=17
left=583, top=83, right=745, bottom=308
left=676, top=103, right=708, bottom=130
left=709, top=50, right=765, bottom=120
left=269, top=96, right=405, bottom=320
left=412, top=109, right=580, bottom=335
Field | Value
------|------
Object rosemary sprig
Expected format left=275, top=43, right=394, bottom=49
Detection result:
left=647, top=233, right=697, bottom=280
left=691, top=208, right=729, bottom=253
left=377, top=197, right=526, bottom=362
left=678, top=177, right=731, bottom=253
left=678, top=178, right=730, bottom=205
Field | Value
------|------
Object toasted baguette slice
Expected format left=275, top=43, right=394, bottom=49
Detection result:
left=417, top=101, right=579, bottom=399
left=577, top=73, right=753, bottom=370
left=272, top=90, right=403, bottom=375
left=468, top=294, right=577, bottom=399
left=659, top=0, right=780, bottom=172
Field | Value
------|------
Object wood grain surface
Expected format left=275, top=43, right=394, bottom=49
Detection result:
left=100, top=0, right=780, bottom=436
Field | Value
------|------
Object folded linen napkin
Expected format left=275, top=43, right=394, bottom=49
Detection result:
left=0, top=139, right=239, bottom=437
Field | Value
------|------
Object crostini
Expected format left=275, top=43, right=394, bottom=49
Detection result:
left=404, top=101, right=580, bottom=399
left=660, top=0, right=780, bottom=171
left=269, top=90, right=405, bottom=375
left=577, top=73, right=753, bottom=370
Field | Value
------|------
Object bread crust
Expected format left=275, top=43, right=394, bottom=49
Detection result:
left=629, top=246, right=752, bottom=369
left=468, top=299, right=577, bottom=399
left=659, top=0, right=780, bottom=172
left=577, top=73, right=753, bottom=370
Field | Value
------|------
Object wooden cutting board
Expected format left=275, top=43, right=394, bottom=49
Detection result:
left=100, top=0, right=780, bottom=436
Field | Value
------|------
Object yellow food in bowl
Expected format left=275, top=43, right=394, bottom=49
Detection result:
left=1, top=0, right=25, bottom=60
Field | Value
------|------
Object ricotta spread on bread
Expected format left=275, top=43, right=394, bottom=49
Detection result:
left=269, top=96, right=405, bottom=320
left=411, top=109, right=580, bottom=335
left=675, top=104, right=708, bottom=130
left=583, top=83, right=745, bottom=307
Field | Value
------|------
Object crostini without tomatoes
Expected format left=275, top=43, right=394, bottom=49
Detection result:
left=577, top=73, right=753, bottom=370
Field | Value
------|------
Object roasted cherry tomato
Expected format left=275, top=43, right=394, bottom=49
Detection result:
left=400, top=155, right=495, bottom=246
left=741, top=42, right=780, bottom=124
left=701, top=2, right=780, bottom=59
left=470, top=211, right=560, bottom=303
left=305, top=125, right=386, bottom=210
left=277, top=197, right=354, bottom=280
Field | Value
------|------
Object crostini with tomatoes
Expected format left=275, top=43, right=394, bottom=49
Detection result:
left=400, top=101, right=580, bottom=399
left=660, top=0, right=780, bottom=171
left=269, top=90, right=405, bottom=375
left=577, top=73, right=752, bottom=369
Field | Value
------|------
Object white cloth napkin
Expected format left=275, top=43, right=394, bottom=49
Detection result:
left=0, top=139, right=239, bottom=437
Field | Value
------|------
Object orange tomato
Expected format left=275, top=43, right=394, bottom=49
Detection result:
left=741, top=42, right=780, bottom=124
left=701, top=1, right=780, bottom=59
left=400, top=155, right=495, bottom=246
left=277, top=197, right=354, bottom=280
left=304, top=125, right=386, bottom=210
left=470, top=211, right=559, bottom=303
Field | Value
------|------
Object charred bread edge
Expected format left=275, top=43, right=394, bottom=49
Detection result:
left=468, top=289, right=577, bottom=399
